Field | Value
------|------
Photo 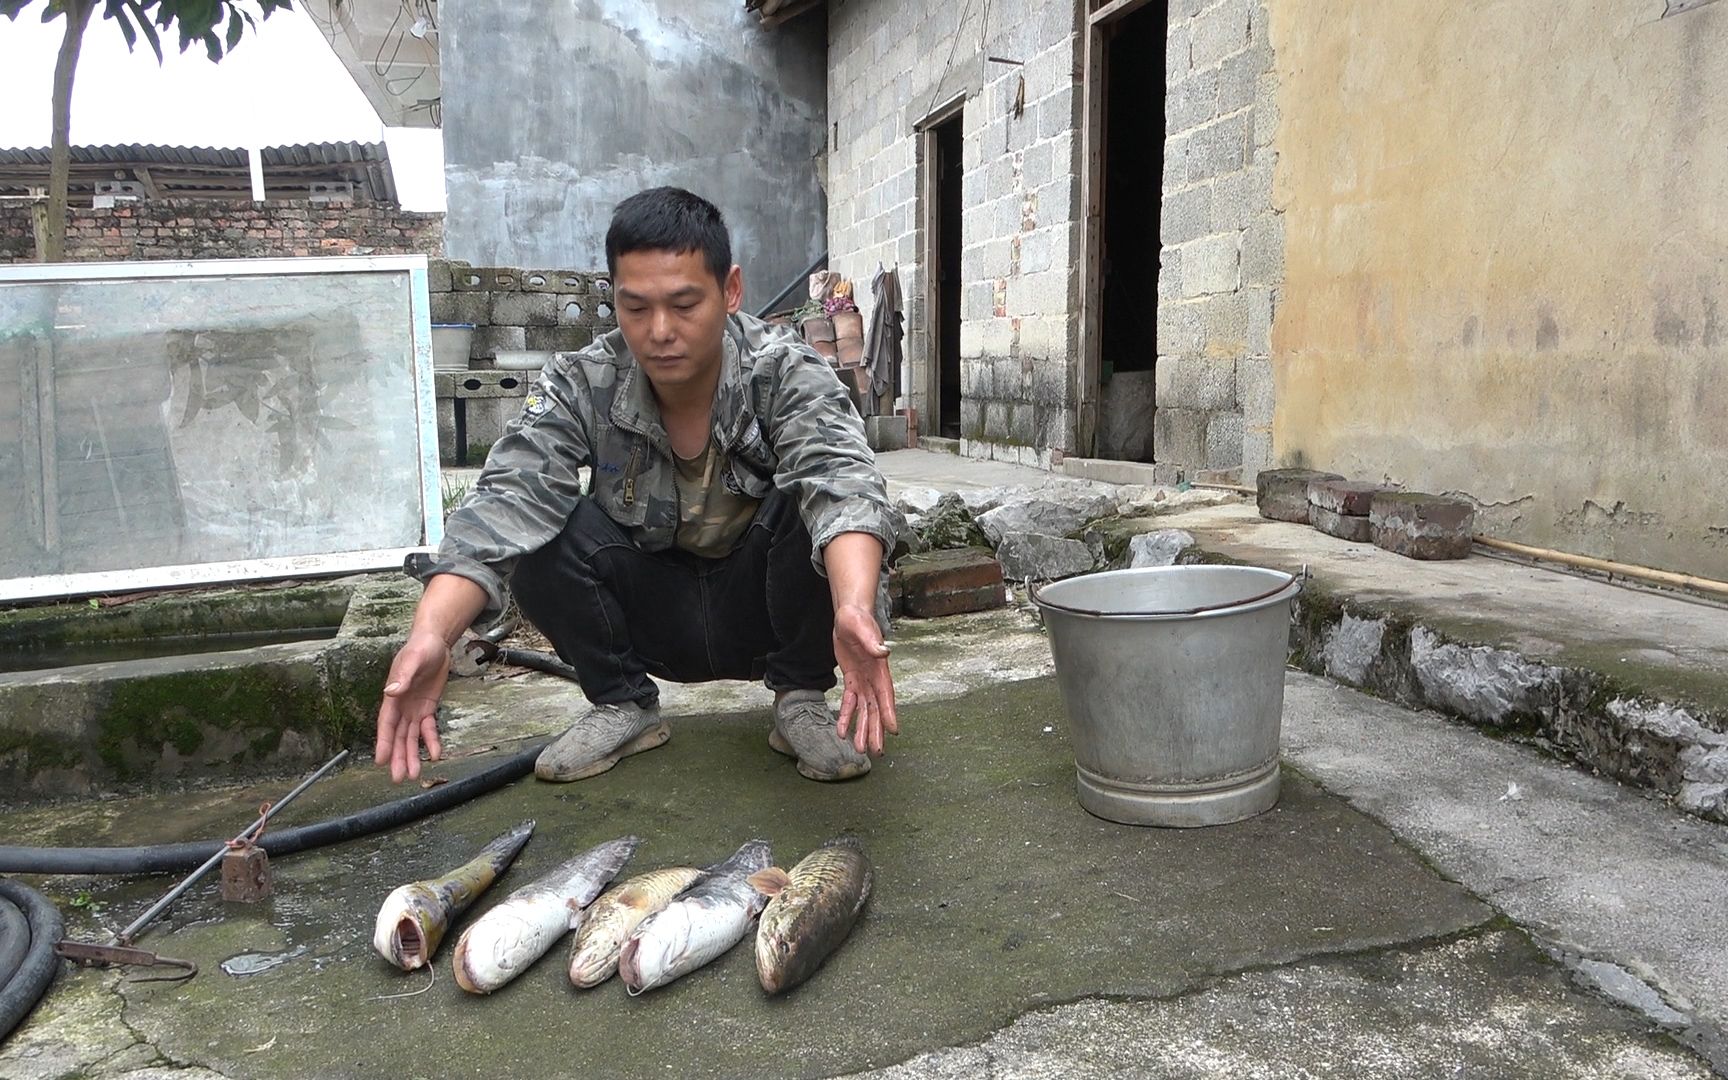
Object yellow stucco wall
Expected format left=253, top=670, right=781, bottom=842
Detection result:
left=1270, top=0, right=1728, bottom=578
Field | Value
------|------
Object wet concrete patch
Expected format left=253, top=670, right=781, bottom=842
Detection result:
left=8, top=678, right=1489, bottom=1080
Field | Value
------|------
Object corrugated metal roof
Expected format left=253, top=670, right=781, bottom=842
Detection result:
left=0, top=141, right=397, bottom=203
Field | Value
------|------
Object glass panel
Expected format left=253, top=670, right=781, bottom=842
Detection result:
left=0, top=268, right=429, bottom=585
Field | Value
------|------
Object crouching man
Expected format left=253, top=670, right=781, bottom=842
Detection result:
left=374, top=187, right=901, bottom=786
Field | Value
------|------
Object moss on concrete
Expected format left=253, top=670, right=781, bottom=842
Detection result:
left=0, top=583, right=353, bottom=653
left=1, top=574, right=413, bottom=792
left=56, top=678, right=1487, bottom=1080
left=94, top=661, right=330, bottom=781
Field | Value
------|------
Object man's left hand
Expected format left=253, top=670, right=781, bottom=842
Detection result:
left=833, top=602, right=898, bottom=756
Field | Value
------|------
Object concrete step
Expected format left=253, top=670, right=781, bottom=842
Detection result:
left=1154, top=502, right=1728, bottom=825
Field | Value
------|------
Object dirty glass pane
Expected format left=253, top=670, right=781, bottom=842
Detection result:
left=0, top=270, right=426, bottom=584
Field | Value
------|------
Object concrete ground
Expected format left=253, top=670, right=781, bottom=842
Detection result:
left=2, top=450, right=1724, bottom=1079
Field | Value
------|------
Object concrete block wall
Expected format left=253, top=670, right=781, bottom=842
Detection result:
left=1158, top=0, right=1281, bottom=480
left=428, top=259, right=618, bottom=461
left=429, top=260, right=615, bottom=362
left=827, top=0, right=1082, bottom=468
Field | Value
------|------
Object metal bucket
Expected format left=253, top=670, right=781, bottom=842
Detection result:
left=1032, top=565, right=1300, bottom=828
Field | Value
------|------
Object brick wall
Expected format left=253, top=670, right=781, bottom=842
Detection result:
left=1157, top=0, right=1281, bottom=480
left=0, top=199, right=444, bottom=263
left=827, top=0, right=1082, bottom=468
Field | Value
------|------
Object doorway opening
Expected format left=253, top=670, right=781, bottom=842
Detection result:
left=1083, top=0, right=1166, bottom=460
left=922, top=107, right=964, bottom=439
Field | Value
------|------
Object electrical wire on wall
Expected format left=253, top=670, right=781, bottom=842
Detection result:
left=921, top=0, right=978, bottom=123
left=298, top=0, right=440, bottom=123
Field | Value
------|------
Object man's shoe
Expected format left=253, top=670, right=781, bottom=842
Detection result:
left=768, top=689, right=870, bottom=782
left=535, top=700, right=669, bottom=782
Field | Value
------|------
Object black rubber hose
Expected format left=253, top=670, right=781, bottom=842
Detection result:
left=496, top=646, right=581, bottom=682
left=0, top=877, right=63, bottom=1044
left=0, top=740, right=547, bottom=877
left=0, top=893, right=28, bottom=988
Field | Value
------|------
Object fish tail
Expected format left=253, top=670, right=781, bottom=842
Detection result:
left=478, top=819, right=537, bottom=870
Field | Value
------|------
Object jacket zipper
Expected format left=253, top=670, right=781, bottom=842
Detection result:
left=623, top=444, right=640, bottom=506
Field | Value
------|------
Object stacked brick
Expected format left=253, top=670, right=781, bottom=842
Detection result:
left=0, top=199, right=443, bottom=264
left=1256, top=468, right=1475, bottom=560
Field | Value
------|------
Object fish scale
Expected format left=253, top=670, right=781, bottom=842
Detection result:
left=453, top=835, right=639, bottom=994
left=569, top=865, right=706, bottom=988
left=752, top=836, right=873, bottom=994
left=618, top=839, right=773, bottom=994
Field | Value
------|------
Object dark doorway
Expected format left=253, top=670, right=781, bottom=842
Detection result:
left=932, top=110, right=964, bottom=439
left=1094, top=2, right=1165, bottom=460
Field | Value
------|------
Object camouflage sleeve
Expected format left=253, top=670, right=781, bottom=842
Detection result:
left=409, top=362, right=593, bottom=623
left=761, top=344, right=903, bottom=575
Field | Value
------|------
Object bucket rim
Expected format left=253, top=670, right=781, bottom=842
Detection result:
left=1030, top=564, right=1303, bottom=621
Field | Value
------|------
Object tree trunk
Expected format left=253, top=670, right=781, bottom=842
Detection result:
left=43, top=0, right=96, bottom=263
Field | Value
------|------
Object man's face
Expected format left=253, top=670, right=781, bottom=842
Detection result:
left=612, top=249, right=743, bottom=398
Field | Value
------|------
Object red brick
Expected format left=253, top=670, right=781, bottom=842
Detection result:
left=1309, top=479, right=1393, bottom=517
left=1258, top=468, right=1343, bottom=523
left=1370, top=492, right=1475, bottom=560
left=896, top=547, right=1007, bottom=618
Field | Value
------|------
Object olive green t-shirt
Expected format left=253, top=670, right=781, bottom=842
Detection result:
left=672, top=438, right=762, bottom=558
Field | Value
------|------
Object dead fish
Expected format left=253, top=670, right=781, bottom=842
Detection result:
left=373, top=820, right=534, bottom=971
left=750, top=836, right=873, bottom=994
left=453, top=835, right=639, bottom=993
left=568, top=865, right=706, bottom=989
left=618, top=839, right=772, bottom=994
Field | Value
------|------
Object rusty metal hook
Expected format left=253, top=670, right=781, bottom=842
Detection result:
left=56, top=940, right=199, bottom=983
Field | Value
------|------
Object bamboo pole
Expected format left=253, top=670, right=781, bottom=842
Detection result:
left=1473, top=536, right=1728, bottom=601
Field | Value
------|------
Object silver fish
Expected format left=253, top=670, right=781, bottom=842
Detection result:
left=568, top=865, right=706, bottom=989
left=453, top=835, right=639, bottom=993
left=373, top=820, right=535, bottom=971
left=618, top=839, right=772, bottom=994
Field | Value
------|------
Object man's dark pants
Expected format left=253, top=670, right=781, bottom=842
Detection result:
left=511, top=491, right=838, bottom=709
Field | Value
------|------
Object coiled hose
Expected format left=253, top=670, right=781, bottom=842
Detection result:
left=0, top=878, right=63, bottom=1044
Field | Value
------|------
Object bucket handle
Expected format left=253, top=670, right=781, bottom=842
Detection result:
left=1029, top=566, right=1306, bottom=619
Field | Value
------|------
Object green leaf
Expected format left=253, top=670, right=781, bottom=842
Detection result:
left=110, top=3, right=136, bottom=48
left=128, top=0, right=161, bottom=60
left=223, top=4, right=239, bottom=48
left=0, top=1, right=33, bottom=21
left=201, top=27, right=218, bottom=60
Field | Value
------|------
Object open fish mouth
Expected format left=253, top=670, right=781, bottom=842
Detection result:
left=393, top=916, right=428, bottom=969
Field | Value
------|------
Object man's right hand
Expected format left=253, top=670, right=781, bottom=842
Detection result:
left=374, top=629, right=451, bottom=783
left=375, top=573, right=490, bottom=783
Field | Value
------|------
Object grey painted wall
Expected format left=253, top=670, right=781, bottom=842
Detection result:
left=443, top=0, right=827, bottom=304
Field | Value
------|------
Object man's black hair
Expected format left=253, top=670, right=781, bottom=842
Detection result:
left=605, top=187, right=732, bottom=285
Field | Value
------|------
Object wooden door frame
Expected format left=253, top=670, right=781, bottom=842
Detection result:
left=1077, top=0, right=1158, bottom=457
left=916, top=94, right=965, bottom=438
